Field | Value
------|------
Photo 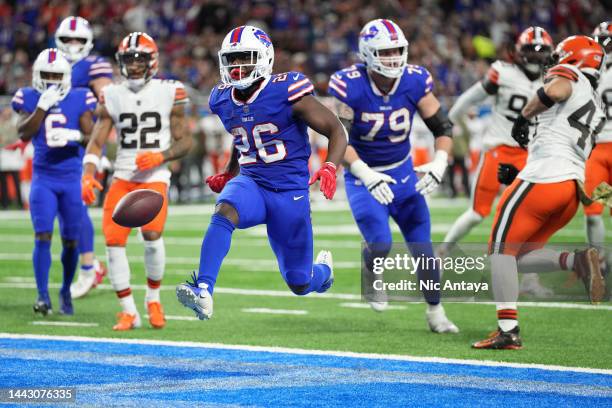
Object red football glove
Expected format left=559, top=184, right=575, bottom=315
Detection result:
left=135, top=151, right=165, bottom=171
left=82, top=174, right=103, bottom=205
left=4, top=140, right=28, bottom=154
left=206, top=172, right=234, bottom=193
left=309, top=161, right=337, bottom=200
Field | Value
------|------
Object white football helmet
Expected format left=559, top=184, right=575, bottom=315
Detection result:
left=32, top=49, right=72, bottom=96
left=55, top=16, right=94, bottom=62
left=358, top=19, right=408, bottom=78
left=218, top=25, right=274, bottom=89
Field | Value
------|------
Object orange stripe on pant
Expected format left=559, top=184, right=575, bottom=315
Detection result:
left=103, top=178, right=169, bottom=246
left=489, top=179, right=579, bottom=256
left=584, top=142, right=612, bottom=216
left=471, top=145, right=527, bottom=217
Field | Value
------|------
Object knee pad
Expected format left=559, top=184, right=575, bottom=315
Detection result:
left=288, top=283, right=310, bottom=296
left=61, top=238, right=78, bottom=249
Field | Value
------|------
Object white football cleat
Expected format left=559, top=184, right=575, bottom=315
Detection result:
left=176, top=272, right=213, bottom=320
left=315, top=250, right=334, bottom=293
left=426, top=305, right=459, bottom=333
left=519, top=273, right=553, bottom=298
left=70, top=270, right=96, bottom=299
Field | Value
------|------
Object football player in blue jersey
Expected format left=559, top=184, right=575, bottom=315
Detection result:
left=176, top=25, right=347, bottom=320
left=11, top=49, right=96, bottom=315
left=54, top=16, right=113, bottom=299
left=328, top=19, right=458, bottom=333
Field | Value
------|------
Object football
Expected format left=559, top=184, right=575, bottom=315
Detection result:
left=111, top=189, right=164, bottom=228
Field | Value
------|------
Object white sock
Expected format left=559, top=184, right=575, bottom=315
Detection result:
left=119, top=293, right=138, bottom=315
left=586, top=215, right=605, bottom=247
left=518, top=248, right=566, bottom=273
left=144, top=238, right=165, bottom=303
left=427, top=303, right=442, bottom=313
left=443, top=209, right=483, bottom=244
left=491, top=254, right=519, bottom=331
left=106, top=246, right=131, bottom=291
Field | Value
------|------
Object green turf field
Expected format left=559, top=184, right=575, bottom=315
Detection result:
left=0, top=196, right=610, bottom=369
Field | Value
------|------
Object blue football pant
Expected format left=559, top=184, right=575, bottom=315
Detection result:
left=30, top=176, right=82, bottom=239
left=345, top=170, right=440, bottom=304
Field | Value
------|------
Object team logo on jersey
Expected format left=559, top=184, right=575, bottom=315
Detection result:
left=360, top=26, right=379, bottom=41
left=254, top=29, right=272, bottom=47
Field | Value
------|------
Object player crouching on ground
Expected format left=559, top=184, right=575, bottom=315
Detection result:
left=11, top=49, right=96, bottom=316
left=176, top=26, right=347, bottom=320
left=82, top=32, right=192, bottom=331
left=473, top=36, right=607, bottom=350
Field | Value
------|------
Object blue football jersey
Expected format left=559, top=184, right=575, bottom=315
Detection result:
left=11, top=87, right=97, bottom=179
left=71, top=55, right=113, bottom=90
left=328, top=63, right=433, bottom=167
left=209, top=72, right=314, bottom=190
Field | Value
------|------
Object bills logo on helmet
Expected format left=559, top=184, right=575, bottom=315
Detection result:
left=360, top=25, right=379, bottom=41
left=254, top=29, right=272, bottom=47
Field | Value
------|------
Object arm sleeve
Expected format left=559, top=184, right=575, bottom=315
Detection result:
left=88, top=57, right=113, bottom=81
left=173, top=82, right=189, bottom=105
left=287, top=73, right=315, bottom=103
left=448, top=82, right=489, bottom=123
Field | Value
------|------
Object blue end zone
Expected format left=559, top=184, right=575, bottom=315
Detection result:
left=1, top=337, right=611, bottom=407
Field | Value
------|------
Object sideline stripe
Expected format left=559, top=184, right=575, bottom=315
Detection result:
left=2, top=332, right=611, bottom=375
left=1, top=282, right=610, bottom=310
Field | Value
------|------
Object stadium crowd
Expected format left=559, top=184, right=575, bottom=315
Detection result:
left=0, top=0, right=609, bottom=206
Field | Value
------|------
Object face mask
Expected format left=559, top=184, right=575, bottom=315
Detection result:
left=127, top=78, right=146, bottom=91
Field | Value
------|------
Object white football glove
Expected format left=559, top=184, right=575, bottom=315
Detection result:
left=46, top=128, right=82, bottom=148
left=350, top=159, right=397, bottom=205
left=414, top=150, right=449, bottom=195
left=37, top=85, right=64, bottom=111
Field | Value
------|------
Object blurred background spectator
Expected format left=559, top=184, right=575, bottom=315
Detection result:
left=0, top=0, right=609, bottom=205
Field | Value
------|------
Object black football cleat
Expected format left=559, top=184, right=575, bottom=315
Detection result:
left=472, top=326, right=522, bottom=350
left=573, top=248, right=606, bottom=304
left=33, top=294, right=52, bottom=316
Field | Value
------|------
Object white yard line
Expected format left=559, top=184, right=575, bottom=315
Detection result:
left=1, top=281, right=610, bottom=310
left=241, top=308, right=308, bottom=315
left=339, top=302, right=407, bottom=310
left=1, top=332, right=610, bottom=375
left=30, top=321, right=99, bottom=327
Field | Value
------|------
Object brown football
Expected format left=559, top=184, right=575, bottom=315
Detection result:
left=112, top=189, right=164, bottom=228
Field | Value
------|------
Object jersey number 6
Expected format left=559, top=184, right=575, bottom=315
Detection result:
left=232, top=123, right=287, bottom=165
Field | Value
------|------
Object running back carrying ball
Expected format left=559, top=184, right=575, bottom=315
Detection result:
left=112, top=189, right=164, bottom=228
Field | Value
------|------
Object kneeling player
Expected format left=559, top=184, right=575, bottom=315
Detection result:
left=82, top=33, right=192, bottom=330
left=175, top=26, right=347, bottom=320
left=12, top=49, right=96, bottom=315
left=474, top=36, right=607, bottom=349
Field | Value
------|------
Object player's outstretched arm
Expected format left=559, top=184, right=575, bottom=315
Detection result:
left=293, top=94, right=347, bottom=199
left=512, top=76, right=572, bottom=148
left=292, top=94, right=347, bottom=166
left=79, top=110, right=95, bottom=147
left=448, top=81, right=490, bottom=123
left=415, top=92, right=453, bottom=195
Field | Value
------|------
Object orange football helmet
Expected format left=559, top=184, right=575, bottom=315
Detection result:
left=553, top=35, right=605, bottom=82
left=515, top=26, right=554, bottom=77
left=116, top=32, right=159, bottom=90
left=592, top=21, right=612, bottom=66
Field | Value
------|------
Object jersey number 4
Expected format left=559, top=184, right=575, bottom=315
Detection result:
left=232, top=123, right=286, bottom=165
left=361, top=108, right=411, bottom=143
left=568, top=100, right=605, bottom=150
left=118, top=112, right=162, bottom=149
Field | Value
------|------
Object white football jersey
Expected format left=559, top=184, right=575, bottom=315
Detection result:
left=519, top=64, right=606, bottom=184
left=483, top=60, right=542, bottom=149
left=597, top=67, right=612, bottom=143
left=102, top=79, right=188, bottom=184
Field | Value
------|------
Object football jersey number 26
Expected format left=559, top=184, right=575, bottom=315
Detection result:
left=232, top=123, right=286, bottom=165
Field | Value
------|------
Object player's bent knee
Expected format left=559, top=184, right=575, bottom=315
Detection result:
left=215, top=202, right=239, bottom=226
left=35, top=232, right=52, bottom=241
left=61, top=238, right=78, bottom=249
left=288, top=282, right=310, bottom=296
left=142, top=230, right=162, bottom=241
